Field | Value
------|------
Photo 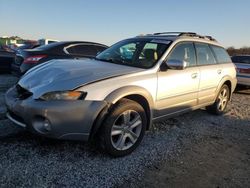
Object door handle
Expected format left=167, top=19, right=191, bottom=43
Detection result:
left=217, top=69, right=222, bottom=74
left=191, top=73, right=198, bottom=79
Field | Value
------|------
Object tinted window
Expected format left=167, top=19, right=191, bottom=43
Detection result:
left=67, top=45, right=97, bottom=56
left=195, top=43, right=216, bottom=65
left=48, top=41, right=56, bottom=44
left=231, top=56, right=250, bottom=64
left=95, top=46, right=107, bottom=54
left=167, top=42, right=196, bottom=67
left=211, top=45, right=231, bottom=64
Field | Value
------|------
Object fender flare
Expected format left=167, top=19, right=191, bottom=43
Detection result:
left=105, top=86, right=154, bottom=128
left=215, top=75, right=236, bottom=100
left=89, top=86, right=155, bottom=140
left=105, top=86, right=154, bottom=106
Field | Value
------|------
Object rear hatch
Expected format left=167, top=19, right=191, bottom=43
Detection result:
left=232, top=56, right=250, bottom=77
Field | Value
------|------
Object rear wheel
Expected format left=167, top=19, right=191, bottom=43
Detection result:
left=98, top=99, right=147, bottom=157
left=206, top=84, right=230, bottom=115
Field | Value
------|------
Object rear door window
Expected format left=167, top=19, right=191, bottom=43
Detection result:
left=195, top=43, right=216, bottom=65
left=67, top=44, right=98, bottom=56
left=210, top=45, right=231, bottom=64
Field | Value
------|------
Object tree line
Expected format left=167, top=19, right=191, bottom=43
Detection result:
left=227, top=47, right=250, bottom=56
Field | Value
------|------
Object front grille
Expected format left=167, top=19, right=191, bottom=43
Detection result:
left=16, top=84, right=33, bottom=100
left=15, top=55, right=24, bottom=65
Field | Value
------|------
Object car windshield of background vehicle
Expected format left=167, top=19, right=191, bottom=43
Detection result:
left=96, top=39, right=169, bottom=69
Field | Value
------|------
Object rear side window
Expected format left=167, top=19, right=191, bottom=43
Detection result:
left=95, top=46, right=107, bottom=54
left=67, top=45, right=98, bottom=56
left=211, top=45, right=231, bottom=64
left=167, top=42, right=196, bottom=67
left=195, top=43, right=216, bottom=65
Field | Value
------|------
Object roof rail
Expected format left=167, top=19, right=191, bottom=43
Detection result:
left=153, top=32, right=197, bottom=36
left=137, top=32, right=217, bottom=41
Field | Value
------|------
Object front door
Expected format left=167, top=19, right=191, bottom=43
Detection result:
left=155, top=42, right=200, bottom=118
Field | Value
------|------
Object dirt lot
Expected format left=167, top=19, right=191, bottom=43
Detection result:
left=0, top=74, right=249, bottom=188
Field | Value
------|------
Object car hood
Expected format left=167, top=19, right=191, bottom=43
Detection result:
left=18, top=59, right=143, bottom=98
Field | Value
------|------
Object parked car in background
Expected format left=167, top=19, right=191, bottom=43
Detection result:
left=5, top=32, right=237, bottom=157
left=17, top=41, right=40, bottom=51
left=12, top=41, right=108, bottom=76
left=0, top=45, right=15, bottom=73
left=231, top=55, right=250, bottom=86
left=38, top=39, right=59, bottom=46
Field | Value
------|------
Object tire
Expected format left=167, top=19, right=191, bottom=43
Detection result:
left=206, top=84, right=230, bottom=115
left=98, top=98, right=147, bottom=157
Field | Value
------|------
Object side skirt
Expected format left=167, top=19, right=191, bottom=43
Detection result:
left=152, top=102, right=214, bottom=123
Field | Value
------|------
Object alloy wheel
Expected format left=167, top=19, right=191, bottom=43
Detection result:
left=217, top=87, right=229, bottom=111
left=111, top=110, right=142, bottom=151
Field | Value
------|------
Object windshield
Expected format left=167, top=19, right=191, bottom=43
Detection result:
left=96, top=39, right=170, bottom=69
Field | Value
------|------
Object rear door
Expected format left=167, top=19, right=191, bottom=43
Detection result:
left=155, top=42, right=200, bottom=117
left=195, top=43, right=224, bottom=105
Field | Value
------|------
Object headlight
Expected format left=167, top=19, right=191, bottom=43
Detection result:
left=40, top=91, right=87, bottom=101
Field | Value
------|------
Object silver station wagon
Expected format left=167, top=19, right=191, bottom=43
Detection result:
left=5, top=32, right=237, bottom=157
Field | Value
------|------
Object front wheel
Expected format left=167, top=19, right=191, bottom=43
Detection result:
left=206, top=84, right=230, bottom=115
left=98, top=99, right=147, bottom=157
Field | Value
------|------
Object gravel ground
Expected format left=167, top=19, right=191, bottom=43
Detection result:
left=133, top=87, right=250, bottom=188
left=0, top=74, right=249, bottom=187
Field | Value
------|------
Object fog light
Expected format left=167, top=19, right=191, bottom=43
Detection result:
left=33, top=116, right=52, bottom=134
left=43, top=119, right=51, bottom=131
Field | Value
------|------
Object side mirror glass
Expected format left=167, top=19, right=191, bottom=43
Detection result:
left=166, top=59, right=187, bottom=70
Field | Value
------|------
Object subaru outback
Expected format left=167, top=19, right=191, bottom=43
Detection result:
left=5, top=32, right=237, bottom=157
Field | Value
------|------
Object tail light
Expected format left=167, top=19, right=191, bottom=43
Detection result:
left=23, top=55, right=47, bottom=64
left=239, top=68, right=250, bottom=74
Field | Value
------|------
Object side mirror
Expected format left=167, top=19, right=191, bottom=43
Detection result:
left=166, top=59, right=187, bottom=70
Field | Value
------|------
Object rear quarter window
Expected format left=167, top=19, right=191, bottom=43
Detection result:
left=211, top=45, right=231, bottom=64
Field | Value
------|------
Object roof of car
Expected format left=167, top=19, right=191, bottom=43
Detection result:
left=33, top=41, right=108, bottom=51
left=232, top=55, right=250, bottom=57
left=135, top=32, right=221, bottom=46
left=52, top=41, right=108, bottom=47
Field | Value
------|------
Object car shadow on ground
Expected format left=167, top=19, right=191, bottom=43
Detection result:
left=234, top=85, right=250, bottom=95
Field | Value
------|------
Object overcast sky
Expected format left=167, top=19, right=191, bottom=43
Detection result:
left=0, top=0, right=249, bottom=48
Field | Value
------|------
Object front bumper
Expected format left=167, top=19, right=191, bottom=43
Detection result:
left=5, top=86, right=107, bottom=141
